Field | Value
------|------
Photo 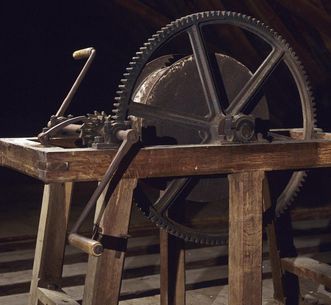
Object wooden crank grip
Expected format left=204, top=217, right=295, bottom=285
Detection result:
left=73, top=47, right=95, bottom=60
left=68, top=233, right=103, bottom=257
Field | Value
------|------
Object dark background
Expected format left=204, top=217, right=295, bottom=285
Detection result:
left=2, top=1, right=331, bottom=136
left=1, top=2, right=156, bottom=137
left=1, top=0, right=331, bottom=207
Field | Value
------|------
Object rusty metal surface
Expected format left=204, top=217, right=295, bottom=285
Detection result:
left=112, top=11, right=316, bottom=244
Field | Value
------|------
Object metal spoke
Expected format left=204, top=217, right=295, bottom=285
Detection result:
left=226, top=48, right=285, bottom=116
left=187, top=24, right=225, bottom=117
left=153, top=178, right=191, bottom=214
left=129, top=101, right=210, bottom=130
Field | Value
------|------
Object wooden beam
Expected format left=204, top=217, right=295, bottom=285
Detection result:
left=83, top=178, right=137, bottom=305
left=3, top=137, right=331, bottom=182
left=160, top=230, right=186, bottom=305
left=159, top=194, right=186, bottom=305
left=28, top=183, right=73, bottom=305
left=228, top=170, right=264, bottom=305
left=113, top=0, right=169, bottom=27
left=263, top=177, right=285, bottom=303
left=282, top=256, right=331, bottom=289
left=274, top=0, right=331, bottom=37
left=37, top=288, right=79, bottom=305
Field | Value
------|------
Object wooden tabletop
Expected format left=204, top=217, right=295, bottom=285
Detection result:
left=1, top=137, right=331, bottom=183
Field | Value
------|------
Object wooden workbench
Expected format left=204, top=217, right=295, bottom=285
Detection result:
left=1, top=136, right=331, bottom=305
left=2, top=137, right=331, bottom=182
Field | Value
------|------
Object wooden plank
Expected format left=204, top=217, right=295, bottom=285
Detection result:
left=292, top=206, right=331, bottom=221
left=4, top=231, right=331, bottom=291
left=0, top=278, right=294, bottom=305
left=282, top=256, right=331, bottom=290
left=0, top=204, right=330, bottom=254
left=3, top=137, right=331, bottom=182
left=114, top=0, right=169, bottom=27
left=37, top=288, right=79, bottom=305
left=275, top=209, right=300, bottom=304
left=3, top=243, right=331, bottom=300
left=228, top=171, right=264, bottom=305
left=274, top=0, right=331, bottom=37
left=83, top=178, right=137, bottom=305
left=159, top=192, right=186, bottom=305
left=28, top=183, right=73, bottom=305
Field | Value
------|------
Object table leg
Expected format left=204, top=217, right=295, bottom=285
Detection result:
left=263, top=177, right=286, bottom=304
left=228, top=171, right=264, bottom=305
left=83, top=178, right=137, bottom=305
left=160, top=229, right=186, bottom=305
left=28, top=182, right=73, bottom=305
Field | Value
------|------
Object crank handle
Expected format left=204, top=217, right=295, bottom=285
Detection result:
left=73, top=47, right=95, bottom=60
left=55, top=47, right=96, bottom=117
left=68, top=233, right=103, bottom=257
left=68, top=128, right=139, bottom=256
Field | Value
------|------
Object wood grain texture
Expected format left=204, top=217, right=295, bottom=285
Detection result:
left=82, top=178, right=137, bottom=305
left=28, top=183, right=73, bottom=305
left=282, top=256, right=331, bottom=290
left=2, top=137, right=331, bottom=182
left=263, top=178, right=285, bottom=303
left=37, top=287, right=79, bottom=305
left=228, top=171, right=264, bottom=305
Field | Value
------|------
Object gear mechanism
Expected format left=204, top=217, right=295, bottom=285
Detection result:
left=112, top=11, right=316, bottom=244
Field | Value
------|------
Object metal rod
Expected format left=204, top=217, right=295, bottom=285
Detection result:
left=56, top=47, right=96, bottom=117
left=68, top=129, right=139, bottom=256
left=38, top=115, right=87, bottom=145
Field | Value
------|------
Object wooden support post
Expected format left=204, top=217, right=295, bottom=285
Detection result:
left=160, top=230, right=186, bottom=305
left=282, top=257, right=331, bottom=290
left=83, top=178, right=137, bottom=305
left=276, top=209, right=300, bottom=304
left=29, top=182, right=73, bottom=305
left=228, top=171, right=264, bottom=305
left=263, top=178, right=286, bottom=304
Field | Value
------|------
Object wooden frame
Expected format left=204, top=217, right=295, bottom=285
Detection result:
left=2, top=136, right=331, bottom=305
left=2, top=137, right=331, bottom=182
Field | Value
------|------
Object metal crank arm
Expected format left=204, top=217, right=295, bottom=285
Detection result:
left=38, top=115, right=87, bottom=145
left=56, top=47, right=96, bottom=117
left=68, top=129, right=139, bottom=256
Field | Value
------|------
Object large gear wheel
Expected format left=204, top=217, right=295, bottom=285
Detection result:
left=112, top=11, right=316, bottom=244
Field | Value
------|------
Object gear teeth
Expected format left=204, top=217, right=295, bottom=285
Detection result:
left=113, top=10, right=316, bottom=235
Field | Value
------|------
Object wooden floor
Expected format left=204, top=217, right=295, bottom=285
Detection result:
left=1, top=181, right=331, bottom=304
left=1, top=218, right=331, bottom=305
